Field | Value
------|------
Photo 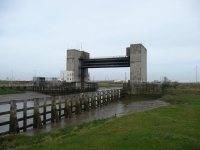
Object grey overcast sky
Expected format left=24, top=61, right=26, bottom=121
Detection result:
left=0, top=0, right=199, bottom=82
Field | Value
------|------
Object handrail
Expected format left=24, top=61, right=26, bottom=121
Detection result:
left=90, top=55, right=128, bottom=59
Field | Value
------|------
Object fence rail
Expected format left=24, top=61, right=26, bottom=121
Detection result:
left=90, top=55, right=128, bottom=59
left=0, top=89, right=123, bottom=135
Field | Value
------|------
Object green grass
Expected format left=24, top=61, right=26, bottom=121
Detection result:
left=0, top=81, right=32, bottom=85
left=0, top=95, right=200, bottom=150
left=0, top=89, right=25, bottom=95
left=98, top=82, right=123, bottom=87
left=124, top=93, right=163, bottom=101
left=163, top=83, right=200, bottom=95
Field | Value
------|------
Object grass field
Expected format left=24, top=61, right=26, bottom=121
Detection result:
left=98, top=82, right=123, bottom=87
left=0, top=94, right=199, bottom=150
left=0, top=81, right=32, bottom=85
left=0, top=90, right=25, bottom=95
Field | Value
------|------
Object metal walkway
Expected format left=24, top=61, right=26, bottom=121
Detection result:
left=81, top=56, right=130, bottom=68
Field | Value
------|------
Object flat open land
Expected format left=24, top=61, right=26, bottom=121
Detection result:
left=0, top=91, right=50, bottom=102
left=0, top=94, right=199, bottom=150
left=98, top=82, right=123, bottom=87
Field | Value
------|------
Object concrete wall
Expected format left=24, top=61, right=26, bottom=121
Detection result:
left=128, top=44, right=147, bottom=83
left=141, top=45, right=147, bottom=81
left=66, top=44, right=146, bottom=86
left=66, top=49, right=90, bottom=82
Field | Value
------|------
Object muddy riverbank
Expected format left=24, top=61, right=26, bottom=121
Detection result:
left=0, top=89, right=168, bottom=136
left=24, top=99, right=169, bottom=136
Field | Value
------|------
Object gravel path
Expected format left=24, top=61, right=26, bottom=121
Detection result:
left=0, top=92, right=50, bottom=102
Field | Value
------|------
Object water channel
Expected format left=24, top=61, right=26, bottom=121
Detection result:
left=0, top=88, right=169, bottom=136
left=25, top=99, right=168, bottom=136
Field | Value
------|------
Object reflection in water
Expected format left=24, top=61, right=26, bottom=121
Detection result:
left=0, top=88, right=168, bottom=136
left=24, top=99, right=168, bottom=136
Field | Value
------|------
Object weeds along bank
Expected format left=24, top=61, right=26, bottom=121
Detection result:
left=163, top=82, right=200, bottom=95
left=0, top=87, right=199, bottom=149
left=123, top=93, right=163, bottom=101
left=0, top=89, right=25, bottom=95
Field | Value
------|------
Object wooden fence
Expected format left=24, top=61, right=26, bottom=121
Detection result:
left=0, top=89, right=122, bottom=135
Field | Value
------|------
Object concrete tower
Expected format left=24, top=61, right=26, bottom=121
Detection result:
left=126, top=44, right=147, bottom=82
left=66, top=49, right=90, bottom=83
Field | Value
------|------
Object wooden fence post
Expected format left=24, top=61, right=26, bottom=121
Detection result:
left=68, top=100, right=72, bottom=118
left=120, top=89, right=124, bottom=99
left=80, top=93, right=83, bottom=110
left=9, top=100, right=19, bottom=134
left=64, top=97, right=72, bottom=118
left=106, top=91, right=108, bottom=104
left=91, top=93, right=93, bottom=109
left=75, top=95, right=81, bottom=114
left=23, top=99, right=27, bottom=132
left=110, top=90, right=114, bottom=102
left=107, top=91, right=109, bottom=103
left=91, top=93, right=96, bottom=109
left=111, top=90, right=114, bottom=101
left=114, top=90, right=117, bottom=101
left=109, top=91, right=111, bottom=103
left=100, top=92, right=103, bottom=105
left=59, top=96, right=62, bottom=119
left=102, top=92, right=104, bottom=105
left=64, top=97, right=68, bottom=118
left=70, top=96, right=73, bottom=114
left=84, top=94, right=89, bottom=111
left=51, top=96, right=59, bottom=123
left=112, top=90, right=114, bottom=101
left=113, top=90, right=116, bottom=101
left=43, top=97, right=46, bottom=125
left=117, top=89, right=119, bottom=99
left=103, top=91, right=106, bottom=105
left=97, top=92, right=101, bottom=107
left=33, top=98, right=42, bottom=129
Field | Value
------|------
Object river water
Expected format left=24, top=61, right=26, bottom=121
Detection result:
left=25, top=99, right=168, bottom=136
left=0, top=89, right=169, bottom=136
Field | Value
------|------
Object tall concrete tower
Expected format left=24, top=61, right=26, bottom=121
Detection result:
left=66, top=49, right=90, bottom=83
left=126, top=44, right=147, bottom=82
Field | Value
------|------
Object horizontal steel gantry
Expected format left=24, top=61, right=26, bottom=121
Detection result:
left=81, top=57, right=130, bottom=68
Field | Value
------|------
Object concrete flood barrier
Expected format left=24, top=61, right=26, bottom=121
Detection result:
left=0, top=89, right=122, bottom=135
